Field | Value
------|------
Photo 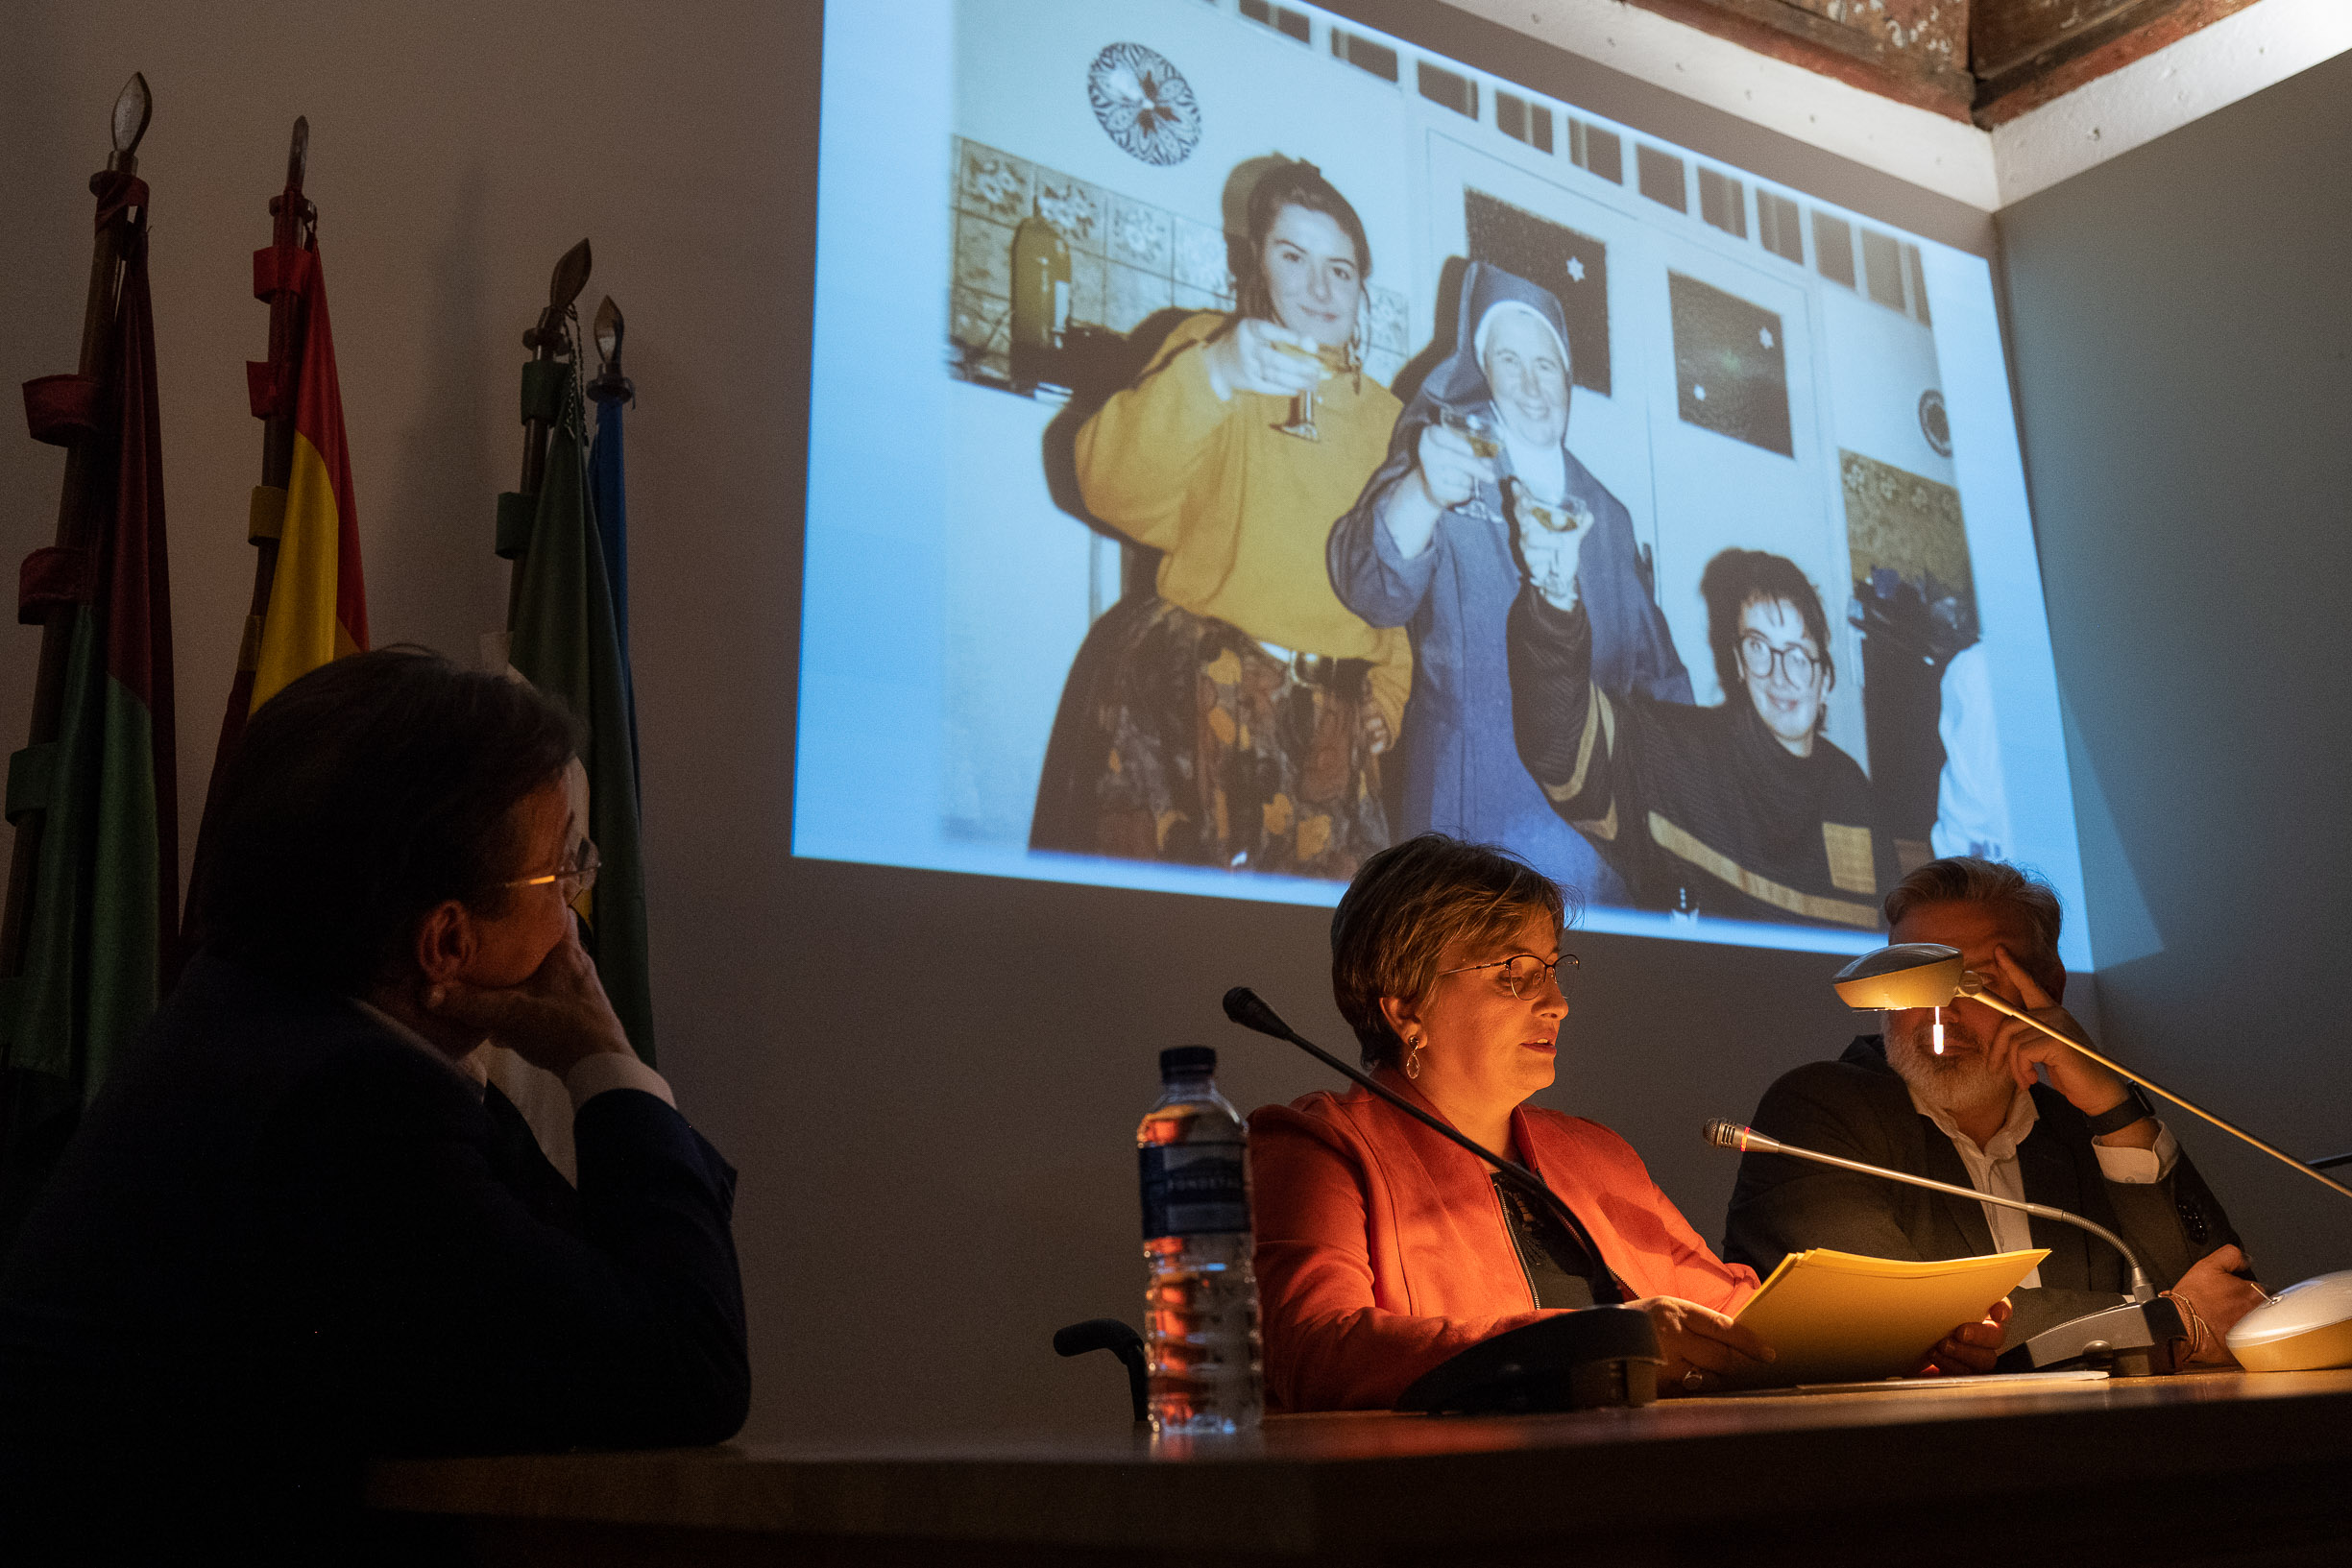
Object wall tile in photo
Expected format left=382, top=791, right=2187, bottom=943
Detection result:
left=950, top=284, right=1009, bottom=379
left=958, top=140, right=1031, bottom=224
left=1034, top=174, right=1105, bottom=254
left=1171, top=218, right=1230, bottom=297
left=1106, top=193, right=1174, bottom=274
left=954, top=209, right=1015, bottom=300
left=1069, top=250, right=1106, bottom=327
left=1105, top=261, right=1173, bottom=332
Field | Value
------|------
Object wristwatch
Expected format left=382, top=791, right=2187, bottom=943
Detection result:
left=2084, top=1085, right=2155, bottom=1137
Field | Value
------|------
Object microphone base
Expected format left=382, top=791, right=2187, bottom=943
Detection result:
left=1997, top=1297, right=2185, bottom=1378
left=1397, top=1307, right=1663, bottom=1414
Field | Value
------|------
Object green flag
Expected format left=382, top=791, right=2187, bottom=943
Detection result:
left=3, top=167, right=178, bottom=1236
left=505, top=364, right=653, bottom=1063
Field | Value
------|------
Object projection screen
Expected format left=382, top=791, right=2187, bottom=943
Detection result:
left=798, top=0, right=2093, bottom=967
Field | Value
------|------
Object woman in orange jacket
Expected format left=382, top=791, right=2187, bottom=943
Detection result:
left=1249, top=833, right=2006, bottom=1411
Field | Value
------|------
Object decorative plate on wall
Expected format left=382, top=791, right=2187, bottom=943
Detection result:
left=1088, top=42, right=1201, bottom=167
left=1919, top=389, right=1952, bottom=456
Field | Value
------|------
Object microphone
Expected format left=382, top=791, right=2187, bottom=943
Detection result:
left=1705, top=1119, right=2153, bottom=1302
left=1222, top=986, right=1614, bottom=1274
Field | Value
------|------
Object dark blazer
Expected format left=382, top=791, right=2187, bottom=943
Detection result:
left=0, top=953, right=747, bottom=1562
left=1723, top=1037, right=2237, bottom=1348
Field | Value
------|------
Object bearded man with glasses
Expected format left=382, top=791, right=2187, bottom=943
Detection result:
left=0, top=648, right=746, bottom=1562
left=1507, top=543, right=1893, bottom=931
left=1726, top=856, right=2259, bottom=1359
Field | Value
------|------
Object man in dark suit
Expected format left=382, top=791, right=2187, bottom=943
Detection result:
left=1724, top=856, right=2264, bottom=1357
left=0, top=649, right=747, bottom=1562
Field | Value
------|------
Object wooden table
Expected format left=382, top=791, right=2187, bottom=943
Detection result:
left=367, top=1369, right=2352, bottom=1566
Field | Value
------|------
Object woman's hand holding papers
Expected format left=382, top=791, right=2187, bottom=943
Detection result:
left=1910, top=1295, right=2012, bottom=1377
left=1636, top=1295, right=1776, bottom=1394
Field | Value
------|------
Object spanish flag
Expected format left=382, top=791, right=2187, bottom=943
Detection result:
left=244, top=238, right=368, bottom=710
left=205, top=228, right=369, bottom=749
left=184, top=214, right=369, bottom=961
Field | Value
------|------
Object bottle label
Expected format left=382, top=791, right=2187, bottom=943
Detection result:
left=1139, top=1144, right=1249, bottom=1239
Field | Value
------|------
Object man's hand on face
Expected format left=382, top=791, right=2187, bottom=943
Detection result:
left=1912, top=1296, right=2011, bottom=1377
left=428, top=915, right=635, bottom=1078
left=1984, top=946, right=2150, bottom=1141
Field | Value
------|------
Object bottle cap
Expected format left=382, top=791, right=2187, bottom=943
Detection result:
left=1159, top=1046, right=1216, bottom=1078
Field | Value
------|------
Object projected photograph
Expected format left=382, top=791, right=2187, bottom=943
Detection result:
left=800, top=0, right=2084, bottom=955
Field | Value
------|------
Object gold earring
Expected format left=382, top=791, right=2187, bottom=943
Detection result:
left=1404, top=1034, right=1423, bottom=1079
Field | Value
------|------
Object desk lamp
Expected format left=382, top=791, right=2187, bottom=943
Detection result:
left=1831, top=943, right=2352, bottom=1372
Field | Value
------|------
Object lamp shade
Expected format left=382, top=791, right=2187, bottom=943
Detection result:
left=1831, top=944, right=1965, bottom=1010
left=2225, top=1272, right=2352, bottom=1372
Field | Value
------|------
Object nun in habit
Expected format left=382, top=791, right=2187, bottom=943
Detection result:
left=1327, top=262, right=1689, bottom=902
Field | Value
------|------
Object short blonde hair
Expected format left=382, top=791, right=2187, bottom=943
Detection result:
left=1330, top=835, right=1569, bottom=1068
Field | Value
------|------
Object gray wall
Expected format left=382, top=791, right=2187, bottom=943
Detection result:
left=1999, top=49, right=2352, bottom=1294
left=20, top=0, right=2316, bottom=1447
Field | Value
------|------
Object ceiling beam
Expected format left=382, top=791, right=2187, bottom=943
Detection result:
left=1974, top=0, right=2267, bottom=125
left=1613, top=0, right=1976, bottom=120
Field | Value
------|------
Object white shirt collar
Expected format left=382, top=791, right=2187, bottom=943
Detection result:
left=1905, top=1077, right=2038, bottom=1162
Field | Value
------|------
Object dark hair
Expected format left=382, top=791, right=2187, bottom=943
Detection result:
left=1330, top=834, right=1569, bottom=1069
left=194, top=647, right=579, bottom=995
left=1237, top=159, right=1371, bottom=322
left=1884, top=856, right=2065, bottom=986
left=1699, top=548, right=1836, bottom=721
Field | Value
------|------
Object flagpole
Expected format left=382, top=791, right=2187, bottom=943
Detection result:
left=0, top=74, right=151, bottom=993
left=180, top=119, right=315, bottom=966
left=244, top=117, right=315, bottom=667
left=499, top=239, right=593, bottom=626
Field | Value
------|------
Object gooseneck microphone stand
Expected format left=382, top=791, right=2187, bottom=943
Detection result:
left=1704, top=1120, right=2153, bottom=1301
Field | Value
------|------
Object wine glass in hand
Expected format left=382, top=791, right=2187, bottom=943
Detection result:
left=1512, top=481, right=1588, bottom=610
left=1268, top=335, right=1325, bottom=441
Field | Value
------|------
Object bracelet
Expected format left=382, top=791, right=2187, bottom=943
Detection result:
left=2162, top=1289, right=2211, bottom=1361
left=2084, top=1085, right=2154, bottom=1138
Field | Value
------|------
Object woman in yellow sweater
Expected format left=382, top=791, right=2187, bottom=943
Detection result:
left=1031, top=159, right=1408, bottom=880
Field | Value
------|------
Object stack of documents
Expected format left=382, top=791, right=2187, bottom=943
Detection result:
left=1729, top=1247, right=2049, bottom=1387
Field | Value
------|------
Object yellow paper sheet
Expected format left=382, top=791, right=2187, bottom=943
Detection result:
left=1728, top=1247, right=2049, bottom=1387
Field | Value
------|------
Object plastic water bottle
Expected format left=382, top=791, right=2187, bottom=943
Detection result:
left=1136, top=1046, right=1262, bottom=1435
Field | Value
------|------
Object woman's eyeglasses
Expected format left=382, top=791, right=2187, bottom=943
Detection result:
left=504, top=838, right=600, bottom=900
left=1439, top=952, right=1578, bottom=999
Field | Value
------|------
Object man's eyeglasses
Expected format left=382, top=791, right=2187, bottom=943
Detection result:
left=1439, top=952, right=1578, bottom=999
left=1737, top=631, right=1819, bottom=688
left=505, top=838, right=600, bottom=899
